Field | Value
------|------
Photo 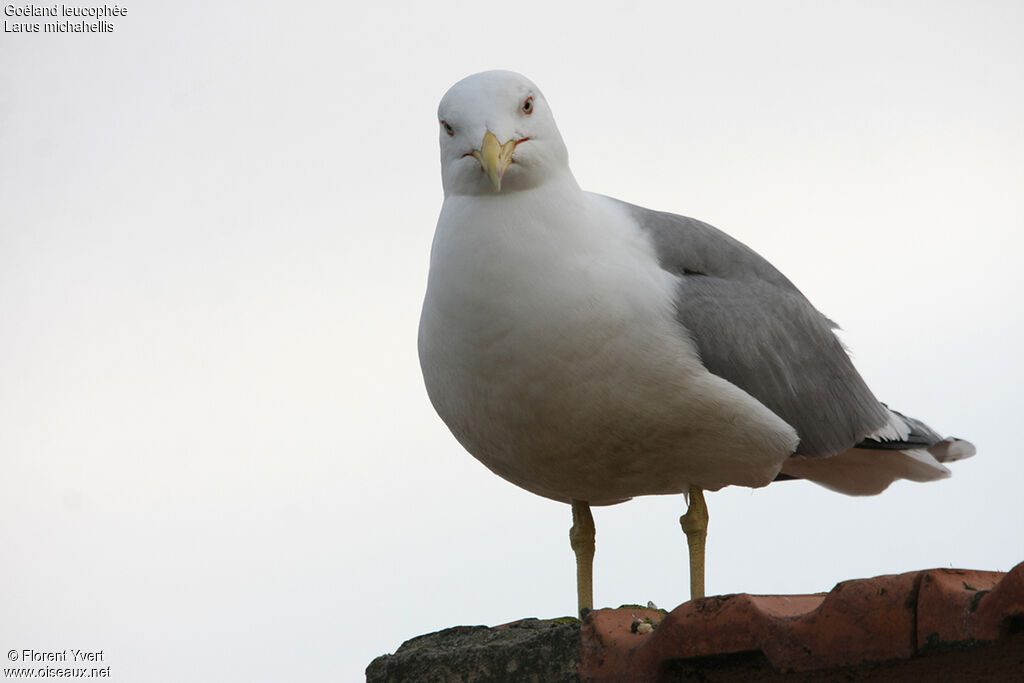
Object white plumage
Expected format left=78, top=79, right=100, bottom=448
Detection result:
left=417, top=70, right=975, bottom=607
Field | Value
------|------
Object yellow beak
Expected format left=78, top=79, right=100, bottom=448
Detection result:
left=471, top=130, right=518, bottom=192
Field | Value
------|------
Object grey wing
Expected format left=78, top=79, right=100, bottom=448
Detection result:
left=613, top=198, right=891, bottom=458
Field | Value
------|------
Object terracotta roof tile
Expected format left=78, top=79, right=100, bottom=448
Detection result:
left=580, top=561, right=1024, bottom=680
left=917, top=568, right=1003, bottom=649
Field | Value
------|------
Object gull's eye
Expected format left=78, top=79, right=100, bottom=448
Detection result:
left=441, top=120, right=455, bottom=136
left=522, top=97, right=534, bottom=115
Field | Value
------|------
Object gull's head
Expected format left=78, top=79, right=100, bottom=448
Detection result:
left=437, top=70, right=569, bottom=197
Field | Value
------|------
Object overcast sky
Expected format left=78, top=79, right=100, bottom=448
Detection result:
left=2, top=1, right=1022, bottom=681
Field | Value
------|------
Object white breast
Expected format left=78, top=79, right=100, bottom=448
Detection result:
left=418, top=180, right=798, bottom=505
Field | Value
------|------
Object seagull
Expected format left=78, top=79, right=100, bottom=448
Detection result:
left=417, top=70, right=975, bottom=614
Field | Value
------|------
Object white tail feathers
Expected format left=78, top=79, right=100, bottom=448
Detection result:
left=928, top=437, right=977, bottom=463
left=781, top=447, right=954, bottom=496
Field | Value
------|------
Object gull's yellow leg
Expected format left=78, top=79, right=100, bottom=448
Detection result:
left=569, top=499, right=595, bottom=615
left=679, top=486, right=708, bottom=600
